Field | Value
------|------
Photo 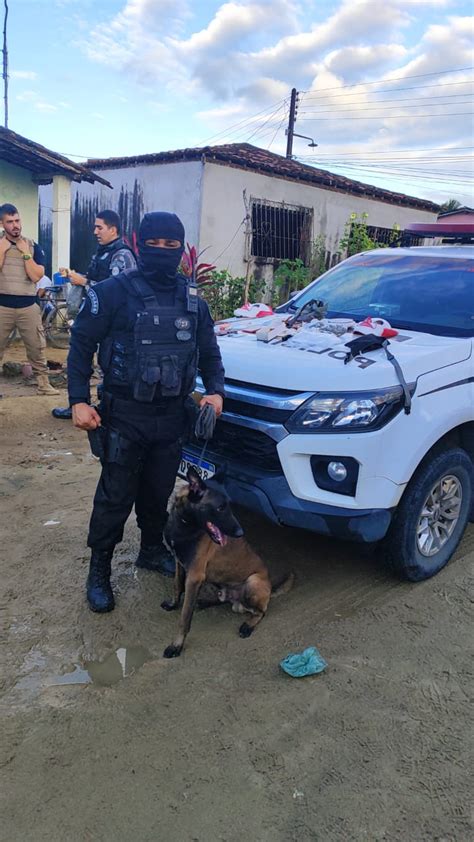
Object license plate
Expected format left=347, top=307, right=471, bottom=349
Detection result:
left=179, top=451, right=216, bottom=481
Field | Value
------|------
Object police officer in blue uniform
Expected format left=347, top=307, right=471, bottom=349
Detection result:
left=53, top=210, right=137, bottom=420
left=68, top=212, right=225, bottom=613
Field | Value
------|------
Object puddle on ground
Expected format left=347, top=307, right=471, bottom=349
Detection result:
left=80, top=645, right=153, bottom=687
left=13, top=645, right=153, bottom=693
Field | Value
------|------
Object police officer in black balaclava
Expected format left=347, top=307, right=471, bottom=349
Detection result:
left=67, top=211, right=225, bottom=613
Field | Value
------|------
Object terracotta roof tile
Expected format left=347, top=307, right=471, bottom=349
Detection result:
left=86, top=142, right=438, bottom=211
left=0, top=127, right=111, bottom=187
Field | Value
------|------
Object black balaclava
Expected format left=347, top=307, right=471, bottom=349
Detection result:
left=137, top=212, right=185, bottom=285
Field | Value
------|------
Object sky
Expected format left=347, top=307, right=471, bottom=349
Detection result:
left=4, top=0, right=474, bottom=206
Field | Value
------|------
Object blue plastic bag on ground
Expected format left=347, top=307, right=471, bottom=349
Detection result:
left=280, top=646, right=327, bottom=678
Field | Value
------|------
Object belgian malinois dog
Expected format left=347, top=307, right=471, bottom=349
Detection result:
left=162, top=468, right=294, bottom=658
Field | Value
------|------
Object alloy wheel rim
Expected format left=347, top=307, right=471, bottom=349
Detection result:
left=416, top=474, right=462, bottom=558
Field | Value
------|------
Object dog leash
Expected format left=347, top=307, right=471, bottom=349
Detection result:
left=194, top=402, right=217, bottom=469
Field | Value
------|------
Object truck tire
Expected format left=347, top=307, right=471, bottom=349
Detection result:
left=385, top=448, right=472, bottom=582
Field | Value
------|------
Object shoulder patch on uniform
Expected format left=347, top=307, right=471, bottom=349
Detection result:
left=87, top=288, right=100, bottom=315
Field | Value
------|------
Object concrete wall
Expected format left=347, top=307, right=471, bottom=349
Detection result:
left=0, top=161, right=39, bottom=240
left=199, top=162, right=438, bottom=278
left=39, top=156, right=439, bottom=279
left=61, top=160, right=204, bottom=272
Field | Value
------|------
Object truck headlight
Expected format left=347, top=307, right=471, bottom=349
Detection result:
left=286, top=386, right=408, bottom=433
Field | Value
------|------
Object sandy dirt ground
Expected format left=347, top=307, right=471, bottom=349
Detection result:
left=1, top=344, right=473, bottom=841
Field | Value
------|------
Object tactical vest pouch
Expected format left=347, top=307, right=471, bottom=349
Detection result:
left=134, top=352, right=158, bottom=402
left=160, top=355, right=180, bottom=396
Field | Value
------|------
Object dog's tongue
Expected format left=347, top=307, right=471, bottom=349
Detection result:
left=206, top=522, right=227, bottom=546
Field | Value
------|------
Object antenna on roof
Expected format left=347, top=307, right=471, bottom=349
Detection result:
left=2, top=0, right=8, bottom=128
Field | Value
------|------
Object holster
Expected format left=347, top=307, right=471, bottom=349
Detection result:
left=87, top=425, right=107, bottom=462
left=105, top=428, right=145, bottom=472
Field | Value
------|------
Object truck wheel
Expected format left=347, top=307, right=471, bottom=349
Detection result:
left=386, top=448, right=472, bottom=581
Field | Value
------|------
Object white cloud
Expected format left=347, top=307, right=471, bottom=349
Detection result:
left=177, top=1, right=297, bottom=54
left=322, top=45, right=409, bottom=80
left=11, top=70, right=38, bottom=80
left=15, top=91, right=70, bottom=114
left=16, top=90, right=37, bottom=102
left=35, top=102, right=58, bottom=113
left=80, top=0, right=473, bottom=201
left=83, top=0, right=298, bottom=94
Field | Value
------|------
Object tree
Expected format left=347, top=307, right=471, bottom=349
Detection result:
left=439, top=199, right=462, bottom=213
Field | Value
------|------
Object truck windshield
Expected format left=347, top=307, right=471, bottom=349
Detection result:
left=288, top=253, right=474, bottom=337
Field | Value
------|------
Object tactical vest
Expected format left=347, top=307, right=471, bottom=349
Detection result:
left=99, top=271, right=199, bottom=403
left=0, top=237, right=36, bottom=297
left=87, top=238, right=135, bottom=283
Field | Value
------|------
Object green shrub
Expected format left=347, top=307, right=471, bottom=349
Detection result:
left=200, top=270, right=268, bottom=321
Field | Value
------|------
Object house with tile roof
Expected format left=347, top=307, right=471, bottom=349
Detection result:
left=39, top=142, right=439, bottom=281
left=0, top=127, right=110, bottom=274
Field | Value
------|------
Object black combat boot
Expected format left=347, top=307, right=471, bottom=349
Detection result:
left=86, top=549, right=115, bottom=612
left=135, top=539, right=175, bottom=577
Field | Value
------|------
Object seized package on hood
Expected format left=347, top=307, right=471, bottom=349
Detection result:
left=282, top=317, right=356, bottom=350
left=214, top=314, right=286, bottom=336
left=233, top=302, right=274, bottom=318
left=214, top=307, right=399, bottom=353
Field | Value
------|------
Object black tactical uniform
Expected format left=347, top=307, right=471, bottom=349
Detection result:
left=53, top=236, right=137, bottom=420
left=86, top=236, right=136, bottom=283
left=68, top=212, right=225, bottom=612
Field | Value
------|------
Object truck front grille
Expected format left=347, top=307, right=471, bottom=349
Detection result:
left=223, top=397, right=293, bottom=423
left=188, top=420, right=281, bottom=472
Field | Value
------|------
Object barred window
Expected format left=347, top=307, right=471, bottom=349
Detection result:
left=366, top=225, right=423, bottom=247
left=251, top=199, right=313, bottom=263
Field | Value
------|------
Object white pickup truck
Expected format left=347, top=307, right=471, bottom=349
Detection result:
left=182, top=238, right=473, bottom=582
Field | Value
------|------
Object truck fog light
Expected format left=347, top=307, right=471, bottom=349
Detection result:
left=327, top=461, right=348, bottom=482
left=311, top=455, right=358, bottom=496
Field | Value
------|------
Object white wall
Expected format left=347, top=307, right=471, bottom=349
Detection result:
left=0, top=161, right=38, bottom=239
left=199, top=162, right=438, bottom=277
left=70, top=159, right=204, bottom=246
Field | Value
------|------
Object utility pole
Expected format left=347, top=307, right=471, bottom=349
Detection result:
left=285, top=87, right=298, bottom=159
left=2, top=0, right=8, bottom=128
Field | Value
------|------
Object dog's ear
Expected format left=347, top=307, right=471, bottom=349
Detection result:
left=187, top=467, right=206, bottom=500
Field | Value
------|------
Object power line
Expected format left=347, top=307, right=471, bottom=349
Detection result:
left=301, top=66, right=474, bottom=95
left=267, top=113, right=288, bottom=150
left=300, top=95, right=474, bottom=111
left=212, top=219, right=246, bottom=262
left=297, top=111, right=473, bottom=121
left=297, top=159, right=473, bottom=185
left=194, top=98, right=287, bottom=146
left=313, top=165, right=473, bottom=179
left=312, top=154, right=474, bottom=163
left=299, top=101, right=474, bottom=117
left=243, top=122, right=286, bottom=145
left=297, top=145, right=474, bottom=158
left=300, top=79, right=473, bottom=103
left=307, top=157, right=473, bottom=170
left=244, top=104, right=286, bottom=143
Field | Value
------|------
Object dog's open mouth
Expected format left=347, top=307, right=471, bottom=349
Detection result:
left=206, top=521, right=227, bottom=546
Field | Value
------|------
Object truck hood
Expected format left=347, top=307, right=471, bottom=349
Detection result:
left=218, top=330, right=472, bottom=392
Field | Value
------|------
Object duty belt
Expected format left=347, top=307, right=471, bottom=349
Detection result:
left=101, top=391, right=185, bottom=417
